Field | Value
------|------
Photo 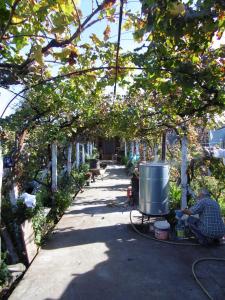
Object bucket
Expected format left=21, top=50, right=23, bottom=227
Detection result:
left=154, top=220, right=170, bottom=240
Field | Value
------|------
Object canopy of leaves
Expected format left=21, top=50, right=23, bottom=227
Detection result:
left=129, top=0, right=225, bottom=130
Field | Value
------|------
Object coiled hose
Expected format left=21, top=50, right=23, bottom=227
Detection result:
left=130, top=210, right=225, bottom=299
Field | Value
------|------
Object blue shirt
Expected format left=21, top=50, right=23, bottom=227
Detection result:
left=189, top=198, right=225, bottom=238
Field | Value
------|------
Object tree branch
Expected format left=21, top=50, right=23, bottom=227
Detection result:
left=114, top=0, right=124, bottom=97
left=2, top=34, right=55, bottom=41
left=0, top=65, right=147, bottom=118
left=0, top=0, right=22, bottom=41
left=41, top=0, right=110, bottom=53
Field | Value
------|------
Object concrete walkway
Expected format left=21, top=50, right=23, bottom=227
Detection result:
left=10, top=165, right=225, bottom=300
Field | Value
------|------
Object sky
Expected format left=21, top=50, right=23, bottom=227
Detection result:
left=0, top=0, right=142, bottom=117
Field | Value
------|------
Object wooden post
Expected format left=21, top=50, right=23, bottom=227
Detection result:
left=76, top=142, right=80, bottom=169
left=181, top=134, right=188, bottom=209
left=67, top=142, right=72, bottom=175
left=161, top=131, right=167, bottom=161
left=51, top=142, right=57, bottom=193
left=82, top=144, right=85, bottom=164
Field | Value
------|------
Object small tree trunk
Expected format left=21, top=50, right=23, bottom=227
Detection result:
left=76, top=142, right=80, bottom=169
left=181, top=134, right=188, bottom=209
left=67, top=143, right=72, bottom=175
left=51, top=142, right=57, bottom=193
left=161, top=131, right=167, bottom=161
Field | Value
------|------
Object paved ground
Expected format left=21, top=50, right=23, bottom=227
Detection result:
left=9, top=164, right=225, bottom=300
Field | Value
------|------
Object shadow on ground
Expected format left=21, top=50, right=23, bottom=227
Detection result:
left=10, top=164, right=225, bottom=300
left=43, top=165, right=225, bottom=300
left=43, top=221, right=225, bottom=300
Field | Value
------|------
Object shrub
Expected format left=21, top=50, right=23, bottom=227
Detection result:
left=53, top=189, right=72, bottom=217
left=0, top=253, right=11, bottom=287
left=71, top=170, right=86, bottom=190
left=79, top=163, right=90, bottom=173
left=121, top=156, right=129, bottom=166
left=169, top=182, right=181, bottom=210
left=32, top=208, right=47, bottom=245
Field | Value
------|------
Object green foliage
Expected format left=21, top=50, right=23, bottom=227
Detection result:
left=53, top=189, right=73, bottom=218
left=188, top=157, right=225, bottom=216
left=126, top=159, right=138, bottom=176
left=54, top=169, right=88, bottom=218
left=32, top=208, right=48, bottom=246
left=36, top=188, right=52, bottom=208
left=91, top=147, right=99, bottom=159
left=121, top=155, right=129, bottom=166
left=71, top=170, right=86, bottom=190
left=14, top=200, right=35, bottom=224
left=79, top=163, right=90, bottom=174
left=0, top=253, right=11, bottom=287
left=169, top=182, right=181, bottom=210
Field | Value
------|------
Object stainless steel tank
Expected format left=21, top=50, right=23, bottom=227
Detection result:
left=139, top=162, right=169, bottom=215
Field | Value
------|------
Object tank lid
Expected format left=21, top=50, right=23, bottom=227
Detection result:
left=154, top=220, right=170, bottom=230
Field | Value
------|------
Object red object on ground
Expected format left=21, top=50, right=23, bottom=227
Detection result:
left=127, top=186, right=132, bottom=198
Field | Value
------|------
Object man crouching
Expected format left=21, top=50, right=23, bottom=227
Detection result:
left=183, top=189, right=225, bottom=246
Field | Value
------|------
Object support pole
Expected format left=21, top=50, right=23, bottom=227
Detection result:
left=143, top=142, right=147, bottom=161
left=76, top=142, right=80, bottom=169
left=90, top=143, right=93, bottom=156
left=124, top=140, right=127, bottom=157
left=135, top=141, right=139, bottom=156
left=181, top=134, right=188, bottom=209
left=154, top=145, right=158, bottom=161
left=87, top=142, right=90, bottom=157
left=82, top=144, right=85, bottom=164
left=0, top=142, right=3, bottom=232
left=9, top=183, right=19, bottom=206
left=161, top=131, right=167, bottom=161
left=67, top=142, right=72, bottom=175
left=131, top=142, right=134, bottom=157
left=51, top=142, right=57, bottom=193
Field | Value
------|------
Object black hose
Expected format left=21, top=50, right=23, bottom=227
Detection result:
left=192, top=258, right=225, bottom=300
left=130, top=209, right=200, bottom=246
